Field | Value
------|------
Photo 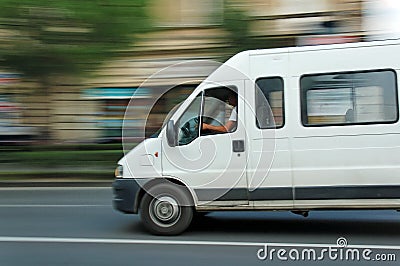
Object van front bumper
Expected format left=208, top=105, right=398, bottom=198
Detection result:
left=112, top=178, right=141, bottom=214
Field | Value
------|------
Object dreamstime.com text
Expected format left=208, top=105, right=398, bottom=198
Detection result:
left=257, top=238, right=396, bottom=262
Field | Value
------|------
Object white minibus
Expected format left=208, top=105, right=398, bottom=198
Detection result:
left=113, top=39, right=400, bottom=235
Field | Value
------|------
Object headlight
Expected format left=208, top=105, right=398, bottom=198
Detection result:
left=114, top=165, right=123, bottom=178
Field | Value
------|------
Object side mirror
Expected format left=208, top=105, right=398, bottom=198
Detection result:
left=166, top=120, right=177, bottom=147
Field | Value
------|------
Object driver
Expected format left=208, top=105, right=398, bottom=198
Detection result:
left=202, top=91, right=237, bottom=133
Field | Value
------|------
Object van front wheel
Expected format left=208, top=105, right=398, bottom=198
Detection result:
left=139, top=183, right=193, bottom=235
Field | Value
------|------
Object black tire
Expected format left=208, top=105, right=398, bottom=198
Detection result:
left=139, top=183, right=193, bottom=235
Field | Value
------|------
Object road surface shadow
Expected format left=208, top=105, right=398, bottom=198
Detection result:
left=189, top=210, right=400, bottom=237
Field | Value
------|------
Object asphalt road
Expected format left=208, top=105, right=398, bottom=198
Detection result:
left=1, top=187, right=400, bottom=266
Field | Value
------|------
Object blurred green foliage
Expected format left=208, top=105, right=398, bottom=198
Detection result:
left=0, top=0, right=150, bottom=80
left=221, top=2, right=287, bottom=57
left=222, top=3, right=251, bottom=54
left=0, top=144, right=127, bottom=180
left=0, top=0, right=151, bottom=142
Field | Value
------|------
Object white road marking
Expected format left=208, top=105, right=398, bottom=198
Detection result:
left=0, top=237, right=283, bottom=247
left=0, top=236, right=399, bottom=250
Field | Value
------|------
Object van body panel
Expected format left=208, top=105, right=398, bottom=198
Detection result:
left=246, top=54, right=294, bottom=207
left=161, top=80, right=249, bottom=206
left=289, top=43, right=400, bottom=77
left=122, top=138, right=162, bottom=179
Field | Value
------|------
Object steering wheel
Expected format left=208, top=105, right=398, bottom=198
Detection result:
left=180, top=117, right=199, bottom=138
left=181, top=121, right=191, bottom=137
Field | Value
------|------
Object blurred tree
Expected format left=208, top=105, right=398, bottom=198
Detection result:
left=222, top=3, right=252, bottom=54
left=0, top=0, right=150, bottom=141
left=221, top=2, right=281, bottom=58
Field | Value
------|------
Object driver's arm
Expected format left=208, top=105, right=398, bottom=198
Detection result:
left=202, top=120, right=235, bottom=133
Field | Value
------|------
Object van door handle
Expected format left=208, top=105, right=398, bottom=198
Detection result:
left=232, top=140, right=245, bottom=152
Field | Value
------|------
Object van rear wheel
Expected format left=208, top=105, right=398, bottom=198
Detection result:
left=140, top=183, right=193, bottom=235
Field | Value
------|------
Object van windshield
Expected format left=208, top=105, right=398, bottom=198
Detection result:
left=148, top=102, right=182, bottom=138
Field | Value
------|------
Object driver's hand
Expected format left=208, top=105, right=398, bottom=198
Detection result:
left=202, top=123, right=208, bottom=130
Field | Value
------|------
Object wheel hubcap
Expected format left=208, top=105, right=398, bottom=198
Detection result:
left=150, top=196, right=181, bottom=227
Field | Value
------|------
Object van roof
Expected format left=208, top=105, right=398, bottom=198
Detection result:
left=248, top=38, right=400, bottom=56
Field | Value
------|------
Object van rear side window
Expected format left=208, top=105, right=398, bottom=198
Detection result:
left=255, top=77, right=284, bottom=129
left=300, top=70, right=398, bottom=126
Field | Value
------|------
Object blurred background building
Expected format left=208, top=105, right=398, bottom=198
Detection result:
left=1, top=0, right=398, bottom=144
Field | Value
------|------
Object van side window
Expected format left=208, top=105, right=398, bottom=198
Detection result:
left=201, top=86, right=238, bottom=135
left=300, top=70, right=398, bottom=126
left=255, top=77, right=284, bottom=129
